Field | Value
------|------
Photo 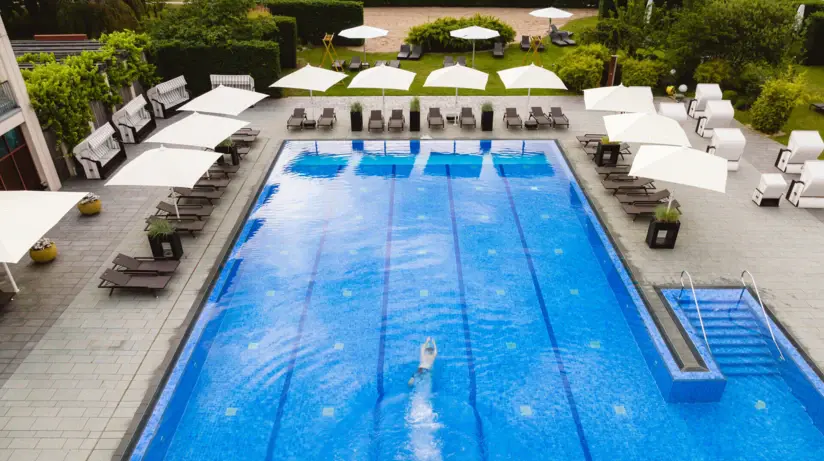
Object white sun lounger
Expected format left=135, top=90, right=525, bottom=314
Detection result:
left=786, top=161, right=824, bottom=208
left=775, top=130, right=824, bottom=174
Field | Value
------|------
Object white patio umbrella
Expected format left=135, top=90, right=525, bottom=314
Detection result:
left=629, top=145, right=727, bottom=212
left=0, top=191, right=88, bottom=292
left=584, top=85, right=655, bottom=113
left=144, top=112, right=249, bottom=150
left=497, top=64, right=567, bottom=113
left=339, top=25, right=389, bottom=62
left=106, top=147, right=223, bottom=219
left=178, top=85, right=268, bottom=117
left=270, top=65, right=347, bottom=118
left=604, top=113, right=691, bottom=147
left=529, top=7, right=573, bottom=29
left=449, top=26, right=499, bottom=68
left=423, top=64, right=488, bottom=105
left=348, top=65, right=416, bottom=113
left=795, top=4, right=805, bottom=32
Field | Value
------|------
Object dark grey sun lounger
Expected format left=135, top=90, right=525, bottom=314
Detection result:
left=810, top=103, right=824, bottom=114
left=459, top=107, right=476, bottom=127
left=0, top=290, right=14, bottom=307
left=622, top=200, right=681, bottom=221
left=409, top=45, right=423, bottom=60
left=428, top=108, right=444, bottom=128
left=388, top=109, right=405, bottom=131
left=112, top=254, right=180, bottom=274
left=457, top=56, right=467, bottom=66
left=577, top=134, right=606, bottom=145
left=368, top=110, right=384, bottom=131
left=194, top=178, right=230, bottom=189
left=595, top=165, right=631, bottom=177
left=156, top=202, right=214, bottom=219
left=173, top=187, right=224, bottom=204
left=504, top=108, right=522, bottom=128
left=397, top=44, right=411, bottom=60
left=99, top=269, right=172, bottom=296
left=493, top=42, right=504, bottom=58
left=520, top=35, right=530, bottom=51
left=443, top=56, right=454, bottom=67
left=603, top=178, right=655, bottom=195
left=145, top=216, right=205, bottom=236
left=349, top=56, right=362, bottom=71
left=551, top=107, right=569, bottom=127
left=617, top=189, right=672, bottom=204
left=318, top=108, right=336, bottom=128
left=389, top=60, right=401, bottom=68
left=287, top=108, right=305, bottom=129
left=530, top=107, right=552, bottom=127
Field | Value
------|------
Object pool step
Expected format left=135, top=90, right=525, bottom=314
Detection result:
left=685, top=311, right=754, bottom=321
left=719, top=363, right=780, bottom=376
left=712, top=346, right=773, bottom=357
left=715, top=354, right=776, bottom=366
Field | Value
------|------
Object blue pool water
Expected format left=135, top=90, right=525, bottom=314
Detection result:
left=132, top=140, right=824, bottom=460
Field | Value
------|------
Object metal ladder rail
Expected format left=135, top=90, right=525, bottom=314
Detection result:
left=678, top=270, right=711, bottom=353
left=740, top=270, right=784, bottom=361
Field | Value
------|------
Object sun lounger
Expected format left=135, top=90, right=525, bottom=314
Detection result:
left=389, top=60, right=401, bottom=68
left=595, top=165, right=631, bottom=177
left=388, top=109, right=405, bottom=131
left=617, top=189, right=671, bottom=204
left=443, top=56, right=454, bottom=67
left=603, top=178, right=655, bottom=195
left=493, top=42, right=504, bottom=58
left=520, top=35, right=530, bottom=51
left=503, top=108, right=522, bottom=128
left=457, top=56, right=467, bottom=66
left=332, top=59, right=346, bottom=71
left=811, top=103, right=824, bottom=114
left=529, top=107, right=552, bottom=127
left=173, top=187, right=224, bottom=204
left=235, top=128, right=260, bottom=137
left=375, top=60, right=387, bottom=67
left=459, top=107, right=476, bottom=128
left=368, top=110, right=384, bottom=132
left=622, top=200, right=680, bottom=221
left=318, top=108, right=336, bottom=128
left=349, top=56, right=362, bottom=71
left=145, top=216, right=205, bottom=236
left=577, top=134, right=606, bottom=145
left=550, top=25, right=576, bottom=46
left=194, top=178, right=230, bottom=189
left=112, top=254, right=180, bottom=274
left=287, top=108, right=305, bottom=130
left=409, top=45, right=423, bottom=60
left=428, top=108, right=444, bottom=128
left=550, top=107, right=569, bottom=127
left=0, top=290, right=13, bottom=307
left=99, top=268, right=171, bottom=296
left=787, top=161, right=824, bottom=208
left=156, top=201, right=214, bottom=219
left=397, top=44, right=411, bottom=60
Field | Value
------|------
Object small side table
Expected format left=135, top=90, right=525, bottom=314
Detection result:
left=446, top=114, right=458, bottom=125
left=302, top=119, right=317, bottom=129
left=752, top=173, right=787, bottom=207
left=524, top=120, right=538, bottom=130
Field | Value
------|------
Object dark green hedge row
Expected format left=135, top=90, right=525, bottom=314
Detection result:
left=150, top=40, right=282, bottom=96
left=599, top=0, right=681, bottom=18
left=272, top=15, right=298, bottom=68
left=362, top=0, right=596, bottom=6
left=264, top=0, right=364, bottom=46
left=805, top=10, right=824, bottom=65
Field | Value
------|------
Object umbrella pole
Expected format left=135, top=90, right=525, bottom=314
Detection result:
left=171, top=187, right=181, bottom=219
left=2, top=262, right=19, bottom=293
left=526, top=88, right=531, bottom=115
left=455, top=87, right=459, bottom=106
left=382, top=88, right=386, bottom=114
left=363, top=41, right=367, bottom=64
left=472, top=41, right=476, bottom=68
left=310, top=89, right=315, bottom=120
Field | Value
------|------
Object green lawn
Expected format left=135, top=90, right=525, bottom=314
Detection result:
left=288, top=16, right=598, bottom=98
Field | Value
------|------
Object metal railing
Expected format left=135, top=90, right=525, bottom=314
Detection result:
left=679, top=270, right=711, bottom=353
left=0, top=81, right=19, bottom=118
left=740, top=270, right=784, bottom=361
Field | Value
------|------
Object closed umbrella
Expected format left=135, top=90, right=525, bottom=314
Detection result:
left=339, top=25, right=389, bottom=62
left=270, top=65, right=347, bottom=118
left=449, top=26, right=499, bottom=68
left=645, top=0, right=654, bottom=23
left=0, top=191, right=88, bottom=292
left=178, top=85, right=268, bottom=117
left=423, top=64, right=488, bottom=106
left=604, top=113, right=691, bottom=147
left=348, top=64, right=416, bottom=113
left=144, top=112, right=249, bottom=150
left=529, top=7, right=573, bottom=30
left=584, top=85, right=655, bottom=113
left=497, top=64, right=567, bottom=113
left=629, top=145, right=727, bottom=212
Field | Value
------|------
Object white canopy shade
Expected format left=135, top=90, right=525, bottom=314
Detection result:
left=658, top=102, right=688, bottom=122
left=584, top=85, right=655, bottom=113
left=424, top=64, right=488, bottom=104
left=529, top=7, right=572, bottom=21
left=604, top=113, right=691, bottom=147
left=178, top=85, right=268, bottom=117
left=0, top=191, right=88, bottom=292
left=795, top=4, right=805, bottom=31
left=498, top=64, right=566, bottom=112
left=270, top=65, right=347, bottom=118
left=630, top=145, right=728, bottom=211
left=450, top=26, right=500, bottom=67
left=348, top=65, right=416, bottom=113
left=144, top=112, right=249, bottom=150
left=339, top=25, right=389, bottom=61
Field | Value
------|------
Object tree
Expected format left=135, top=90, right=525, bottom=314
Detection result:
left=147, top=0, right=278, bottom=44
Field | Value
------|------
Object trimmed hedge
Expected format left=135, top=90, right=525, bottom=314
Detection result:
left=272, top=15, right=298, bottom=68
left=362, top=0, right=596, bottom=6
left=151, top=40, right=281, bottom=96
left=805, top=11, right=824, bottom=65
left=264, top=0, right=363, bottom=45
left=407, top=15, right=516, bottom=52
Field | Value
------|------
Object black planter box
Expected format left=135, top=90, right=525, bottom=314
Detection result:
left=410, top=111, right=421, bottom=132
left=148, top=232, right=184, bottom=260
left=481, top=111, right=494, bottom=131
left=216, top=145, right=240, bottom=166
left=594, top=143, right=621, bottom=166
left=646, top=220, right=680, bottom=249
left=351, top=111, right=363, bottom=132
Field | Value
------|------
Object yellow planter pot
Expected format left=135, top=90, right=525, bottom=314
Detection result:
left=29, top=245, right=57, bottom=263
left=77, top=200, right=102, bottom=215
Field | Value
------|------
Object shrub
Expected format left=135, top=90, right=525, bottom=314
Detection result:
left=655, top=205, right=680, bottom=223
left=693, top=59, right=732, bottom=86
left=406, top=15, right=516, bottom=52
left=148, top=0, right=279, bottom=43
left=732, top=62, right=776, bottom=99
left=361, top=0, right=596, bottom=5
left=56, top=0, right=140, bottom=38
left=621, top=58, right=665, bottom=87
left=722, top=90, right=738, bottom=104
left=410, top=96, right=420, bottom=111
left=805, top=11, right=824, bottom=65
left=264, top=0, right=364, bottom=45
left=272, top=16, right=298, bottom=68
left=555, top=44, right=610, bottom=92
left=750, top=71, right=807, bottom=134
left=151, top=40, right=281, bottom=96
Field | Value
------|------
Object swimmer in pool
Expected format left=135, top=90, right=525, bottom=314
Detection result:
left=408, top=337, right=437, bottom=387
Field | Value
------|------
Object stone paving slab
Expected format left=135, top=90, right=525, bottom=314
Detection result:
left=0, top=95, right=822, bottom=460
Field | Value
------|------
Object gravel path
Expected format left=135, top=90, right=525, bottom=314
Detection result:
left=355, top=7, right=597, bottom=53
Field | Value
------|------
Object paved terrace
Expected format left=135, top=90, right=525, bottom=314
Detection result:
left=0, top=95, right=823, bottom=460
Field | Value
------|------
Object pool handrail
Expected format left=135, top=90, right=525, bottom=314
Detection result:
left=678, top=270, right=711, bottom=353
left=740, top=270, right=784, bottom=361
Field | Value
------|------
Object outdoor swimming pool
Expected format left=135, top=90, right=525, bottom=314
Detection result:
left=131, top=140, right=824, bottom=460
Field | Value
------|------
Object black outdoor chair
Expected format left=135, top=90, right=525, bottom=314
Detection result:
left=397, top=44, right=411, bottom=60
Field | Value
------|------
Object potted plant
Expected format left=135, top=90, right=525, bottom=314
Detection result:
left=350, top=102, right=363, bottom=132
left=147, top=219, right=183, bottom=260
left=29, top=237, right=57, bottom=263
left=77, top=192, right=102, bottom=215
left=409, top=97, right=421, bottom=132
left=216, top=138, right=240, bottom=166
left=594, top=136, right=621, bottom=166
left=481, top=101, right=494, bottom=131
left=646, top=205, right=681, bottom=249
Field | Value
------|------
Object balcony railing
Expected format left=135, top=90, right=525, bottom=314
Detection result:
left=0, top=81, right=19, bottom=118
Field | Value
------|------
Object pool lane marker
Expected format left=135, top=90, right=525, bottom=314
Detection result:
left=499, top=165, right=593, bottom=461
left=446, top=165, right=488, bottom=461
